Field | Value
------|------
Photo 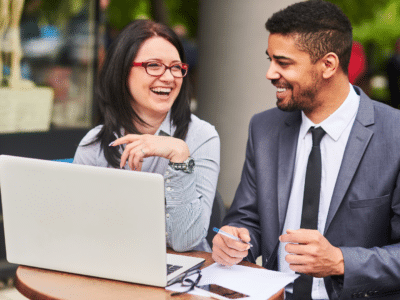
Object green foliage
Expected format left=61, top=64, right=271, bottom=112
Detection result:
left=107, top=0, right=150, bottom=30
left=165, top=0, right=199, bottom=37
left=107, top=0, right=199, bottom=37
left=326, top=0, right=388, bottom=26
left=39, top=0, right=86, bottom=28
left=352, top=1, right=400, bottom=49
left=330, top=0, right=400, bottom=72
left=328, top=0, right=400, bottom=48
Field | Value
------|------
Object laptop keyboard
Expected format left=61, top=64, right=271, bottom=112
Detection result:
left=167, top=264, right=183, bottom=275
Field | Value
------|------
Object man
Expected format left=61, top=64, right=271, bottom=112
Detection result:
left=212, top=1, right=400, bottom=300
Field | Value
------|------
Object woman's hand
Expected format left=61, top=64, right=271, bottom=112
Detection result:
left=110, top=134, right=190, bottom=170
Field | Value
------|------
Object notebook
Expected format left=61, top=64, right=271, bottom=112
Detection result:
left=0, top=155, right=205, bottom=287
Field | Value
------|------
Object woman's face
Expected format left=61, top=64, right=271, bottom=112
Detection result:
left=128, top=36, right=183, bottom=120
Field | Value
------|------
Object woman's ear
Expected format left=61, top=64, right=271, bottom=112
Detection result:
left=320, top=52, right=340, bottom=79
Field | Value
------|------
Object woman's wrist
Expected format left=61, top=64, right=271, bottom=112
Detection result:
left=169, top=140, right=190, bottom=163
left=169, top=154, right=189, bottom=163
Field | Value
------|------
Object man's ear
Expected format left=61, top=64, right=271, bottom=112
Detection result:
left=320, top=52, right=340, bottom=79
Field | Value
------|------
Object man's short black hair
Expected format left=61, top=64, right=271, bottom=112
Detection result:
left=266, top=0, right=353, bottom=74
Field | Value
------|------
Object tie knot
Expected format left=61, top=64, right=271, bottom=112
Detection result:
left=310, top=127, right=326, bottom=146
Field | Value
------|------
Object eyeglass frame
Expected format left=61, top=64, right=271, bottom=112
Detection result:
left=132, top=61, right=189, bottom=78
left=170, top=269, right=202, bottom=296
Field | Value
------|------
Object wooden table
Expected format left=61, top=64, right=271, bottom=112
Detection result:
left=15, top=250, right=284, bottom=300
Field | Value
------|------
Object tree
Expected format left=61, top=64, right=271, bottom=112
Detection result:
left=327, top=0, right=388, bottom=26
left=107, top=0, right=199, bottom=38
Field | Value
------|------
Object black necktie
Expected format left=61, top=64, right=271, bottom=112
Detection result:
left=292, top=126, right=326, bottom=300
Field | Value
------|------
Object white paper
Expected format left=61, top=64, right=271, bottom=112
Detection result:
left=167, top=263, right=298, bottom=300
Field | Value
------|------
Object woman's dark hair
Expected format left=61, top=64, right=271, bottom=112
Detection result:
left=266, top=0, right=353, bottom=74
left=92, top=19, right=191, bottom=168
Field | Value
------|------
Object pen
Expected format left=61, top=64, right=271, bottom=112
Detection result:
left=213, top=227, right=253, bottom=247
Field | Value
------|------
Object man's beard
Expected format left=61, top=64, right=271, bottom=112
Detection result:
left=274, top=76, right=320, bottom=113
left=276, top=87, right=317, bottom=112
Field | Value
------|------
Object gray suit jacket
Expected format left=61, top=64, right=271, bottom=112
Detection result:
left=224, top=87, right=400, bottom=299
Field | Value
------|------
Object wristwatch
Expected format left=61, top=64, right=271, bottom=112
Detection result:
left=168, top=157, right=195, bottom=173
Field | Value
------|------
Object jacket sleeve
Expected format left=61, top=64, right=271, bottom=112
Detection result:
left=326, top=170, right=400, bottom=299
left=222, top=117, right=262, bottom=263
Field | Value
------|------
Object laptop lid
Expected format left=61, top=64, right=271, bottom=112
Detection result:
left=0, top=155, right=204, bottom=287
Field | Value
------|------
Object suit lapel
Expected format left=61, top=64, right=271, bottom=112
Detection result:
left=278, top=112, right=301, bottom=232
left=265, top=111, right=300, bottom=269
left=324, top=88, right=375, bottom=234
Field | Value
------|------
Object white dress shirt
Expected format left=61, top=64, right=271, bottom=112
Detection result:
left=278, top=84, right=360, bottom=299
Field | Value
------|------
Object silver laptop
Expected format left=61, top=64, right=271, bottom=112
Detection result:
left=0, top=155, right=204, bottom=287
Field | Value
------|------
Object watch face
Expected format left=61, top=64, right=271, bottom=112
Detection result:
left=184, top=158, right=195, bottom=173
left=188, top=159, right=195, bottom=168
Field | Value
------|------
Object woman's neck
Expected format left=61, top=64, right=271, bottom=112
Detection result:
left=134, top=112, right=168, bottom=135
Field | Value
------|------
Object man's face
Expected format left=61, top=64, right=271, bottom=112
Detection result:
left=266, top=34, right=322, bottom=113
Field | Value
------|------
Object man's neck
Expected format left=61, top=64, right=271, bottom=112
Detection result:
left=304, top=76, right=351, bottom=124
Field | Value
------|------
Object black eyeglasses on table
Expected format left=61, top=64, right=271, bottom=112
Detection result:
left=171, top=269, right=202, bottom=296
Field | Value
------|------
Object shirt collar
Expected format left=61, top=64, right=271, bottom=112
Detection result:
left=299, top=83, right=360, bottom=141
left=119, top=110, right=176, bottom=137
left=155, top=110, right=175, bottom=137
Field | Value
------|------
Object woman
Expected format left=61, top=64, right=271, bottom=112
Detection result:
left=73, top=20, right=220, bottom=252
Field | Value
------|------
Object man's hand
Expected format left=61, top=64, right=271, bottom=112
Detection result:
left=279, top=229, right=344, bottom=278
left=212, top=225, right=251, bottom=266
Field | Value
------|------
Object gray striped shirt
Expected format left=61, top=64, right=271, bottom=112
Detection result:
left=73, top=112, right=220, bottom=252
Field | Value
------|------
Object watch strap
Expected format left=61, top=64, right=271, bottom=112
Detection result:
left=168, top=157, right=195, bottom=173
